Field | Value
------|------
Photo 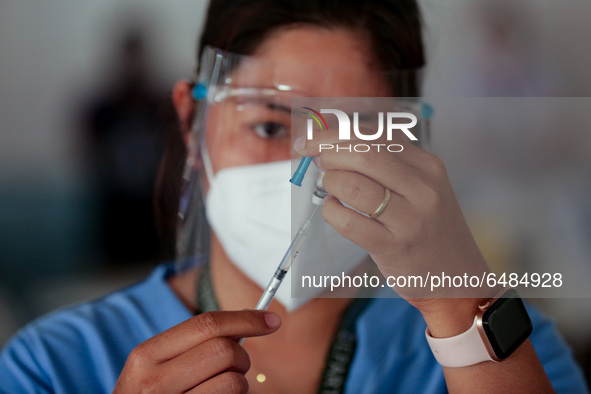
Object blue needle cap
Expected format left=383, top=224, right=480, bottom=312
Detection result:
left=289, top=156, right=313, bottom=187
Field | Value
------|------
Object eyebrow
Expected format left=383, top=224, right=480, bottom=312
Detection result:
left=266, top=102, right=292, bottom=114
left=234, top=95, right=292, bottom=114
left=219, top=86, right=303, bottom=114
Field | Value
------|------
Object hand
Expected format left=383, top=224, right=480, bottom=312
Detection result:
left=295, top=130, right=493, bottom=308
left=114, top=310, right=281, bottom=393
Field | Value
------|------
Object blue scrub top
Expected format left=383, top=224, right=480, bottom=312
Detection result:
left=0, top=263, right=588, bottom=393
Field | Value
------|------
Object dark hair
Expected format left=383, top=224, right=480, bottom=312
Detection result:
left=154, top=114, right=188, bottom=260
left=198, top=0, right=424, bottom=95
left=156, top=0, right=425, bottom=259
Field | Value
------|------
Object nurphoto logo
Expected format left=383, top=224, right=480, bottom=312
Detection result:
left=302, top=106, right=418, bottom=153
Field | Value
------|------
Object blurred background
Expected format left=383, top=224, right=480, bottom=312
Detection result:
left=0, top=0, right=207, bottom=342
left=0, top=0, right=589, bottom=383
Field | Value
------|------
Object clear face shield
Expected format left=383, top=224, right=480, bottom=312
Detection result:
left=175, top=45, right=432, bottom=308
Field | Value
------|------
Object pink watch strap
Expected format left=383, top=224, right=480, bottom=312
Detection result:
left=425, top=316, right=494, bottom=367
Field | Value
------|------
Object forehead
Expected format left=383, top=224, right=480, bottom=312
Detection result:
left=229, top=26, right=390, bottom=97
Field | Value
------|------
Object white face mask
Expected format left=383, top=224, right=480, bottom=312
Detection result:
left=204, top=159, right=368, bottom=312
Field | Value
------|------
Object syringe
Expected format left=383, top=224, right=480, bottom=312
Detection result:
left=239, top=205, right=318, bottom=345
left=254, top=205, right=319, bottom=311
left=240, top=156, right=323, bottom=344
left=252, top=158, right=328, bottom=310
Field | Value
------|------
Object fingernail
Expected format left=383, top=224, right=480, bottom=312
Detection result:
left=264, top=312, right=281, bottom=329
left=294, top=137, right=305, bottom=153
left=313, top=156, right=324, bottom=171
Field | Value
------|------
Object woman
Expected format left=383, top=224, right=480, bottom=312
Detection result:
left=0, top=1, right=587, bottom=393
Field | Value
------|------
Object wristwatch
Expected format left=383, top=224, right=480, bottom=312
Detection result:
left=425, top=289, right=532, bottom=367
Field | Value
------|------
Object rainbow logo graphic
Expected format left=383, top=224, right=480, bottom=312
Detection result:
left=301, top=107, right=328, bottom=132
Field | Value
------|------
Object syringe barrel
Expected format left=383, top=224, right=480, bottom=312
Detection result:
left=277, top=225, right=310, bottom=271
left=255, top=269, right=286, bottom=310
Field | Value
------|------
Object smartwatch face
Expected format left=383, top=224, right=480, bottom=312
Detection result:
left=482, top=290, right=533, bottom=360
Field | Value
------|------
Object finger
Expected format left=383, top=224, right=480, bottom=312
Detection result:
left=374, top=131, right=433, bottom=170
left=319, top=146, right=426, bottom=200
left=294, top=128, right=343, bottom=158
left=187, top=371, right=249, bottom=394
left=294, top=123, right=417, bottom=158
left=295, top=125, right=429, bottom=169
left=137, top=310, right=281, bottom=362
left=322, top=170, right=411, bottom=222
left=157, top=337, right=251, bottom=392
left=322, top=195, right=391, bottom=254
left=294, top=128, right=342, bottom=171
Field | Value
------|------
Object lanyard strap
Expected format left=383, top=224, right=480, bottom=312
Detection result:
left=195, top=264, right=371, bottom=394
left=318, top=296, right=370, bottom=394
left=196, top=263, right=220, bottom=312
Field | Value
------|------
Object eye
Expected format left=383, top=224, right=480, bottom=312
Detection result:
left=251, top=122, right=288, bottom=139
